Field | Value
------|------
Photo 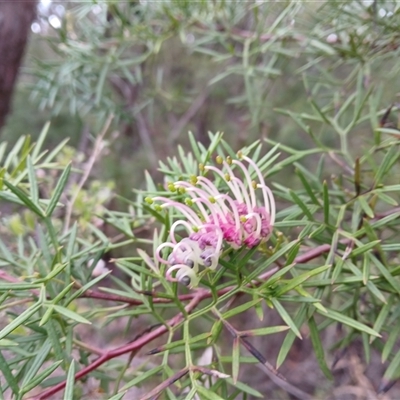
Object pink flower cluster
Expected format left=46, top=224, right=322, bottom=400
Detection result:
left=146, top=152, right=275, bottom=287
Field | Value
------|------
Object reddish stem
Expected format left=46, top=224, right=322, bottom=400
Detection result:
left=32, top=291, right=207, bottom=400
left=15, top=211, right=396, bottom=400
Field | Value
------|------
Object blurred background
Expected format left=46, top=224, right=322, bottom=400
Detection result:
left=1, top=1, right=400, bottom=398
left=2, top=0, right=398, bottom=198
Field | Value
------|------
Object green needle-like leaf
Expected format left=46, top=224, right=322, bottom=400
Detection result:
left=20, top=360, right=63, bottom=395
left=232, top=337, right=240, bottom=384
left=46, top=163, right=71, bottom=216
left=27, top=155, right=39, bottom=204
left=317, top=308, right=380, bottom=337
left=63, top=360, right=76, bottom=400
left=3, top=180, right=45, bottom=217
left=52, top=305, right=91, bottom=325
left=271, top=298, right=302, bottom=339
left=323, top=181, right=330, bottom=225
left=290, top=190, right=314, bottom=221
left=308, top=316, right=333, bottom=380
left=0, top=351, right=19, bottom=396
left=0, top=303, right=41, bottom=340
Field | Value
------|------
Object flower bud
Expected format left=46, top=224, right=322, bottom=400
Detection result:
left=168, top=183, right=177, bottom=192
left=185, top=198, right=194, bottom=206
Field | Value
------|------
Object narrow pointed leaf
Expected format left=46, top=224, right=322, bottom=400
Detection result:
left=317, top=308, right=380, bottom=337
left=120, top=366, right=164, bottom=391
left=241, top=326, right=289, bottom=336
left=27, top=155, right=39, bottom=204
left=0, top=302, right=41, bottom=340
left=232, top=337, right=240, bottom=384
left=308, top=316, right=333, bottom=379
left=3, top=180, right=44, bottom=217
left=323, top=181, right=330, bottom=224
left=290, top=190, right=314, bottom=221
left=46, top=163, right=71, bottom=216
left=276, top=305, right=307, bottom=368
left=63, top=360, right=76, bottom=400
left=52, top=305, right=91, bottom=324
left=271, top=298, right=302, bottom=339
left=0, top=351, right=19, bottom=396
left=354, top=157, right=361, bottom=196
left=20, top=360, right=63, bottom=395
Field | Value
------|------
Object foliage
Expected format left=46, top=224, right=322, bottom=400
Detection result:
left=24, top=1, right=399, bottom=188
left=1, top=0, right=400, bottom=399
left=2, top=122, right=400, bottom=398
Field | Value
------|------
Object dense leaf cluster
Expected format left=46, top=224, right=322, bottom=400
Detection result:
left=1, top=1, right=400, bottom=399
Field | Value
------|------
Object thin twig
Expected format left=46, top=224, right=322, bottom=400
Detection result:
left=255, top=360, right=313, bottom=400
left=6, top=206, right=400, bottom=399
left=169, top=88, right=209, bottom=141
left=63, top=114, right=114, bottom=234
left=135, top=111, right=157, bottom=166
left=215, top=314, right=313, bottom=400
left=32, top=291, right=207, bottom=400
left=73, top=339, right=104, bottom=356
left=329, top=151, right=353, bottom=174
left=139, top=368, right=189, bottom=400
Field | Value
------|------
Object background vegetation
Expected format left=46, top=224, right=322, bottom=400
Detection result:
left=1, top=0, right=400, bottom=399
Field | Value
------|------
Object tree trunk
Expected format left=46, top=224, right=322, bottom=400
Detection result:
left=0, top=1, right=37, bottom=130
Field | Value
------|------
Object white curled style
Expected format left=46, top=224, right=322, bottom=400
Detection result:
left=150, top=152, right=276, bottom=288
left=166, top=264, right=200, bottom=288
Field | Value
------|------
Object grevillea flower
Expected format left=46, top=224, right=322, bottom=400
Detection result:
left=146, top=152, right=276, bottom=288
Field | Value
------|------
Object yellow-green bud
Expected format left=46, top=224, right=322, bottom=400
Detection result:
left=185, top=198, right=193, bottom=206
left=190, top=175, right=198, bottom=185
left=216, top=155, right=223, bottom=164
left=199, top=163, right=205, bottom=171
left=167, top=183, right=176, bottom=192
left=226, top=156, right=232, bottom=165
left=225, top=173, right=231, bottom=181
left=145, top=197, right=154, bottom=204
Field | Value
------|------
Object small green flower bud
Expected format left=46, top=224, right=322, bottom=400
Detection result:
left=185, top=198, right=193, bottom=206
left=190, top=175, right=198, bottom=185
left=145, top=197, right=154, bottom=204
left=226, top=156, right=232, bottom=165
left=167, top=183, right=176, bottom=192
left=216, top=155, right=223, bottom=164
